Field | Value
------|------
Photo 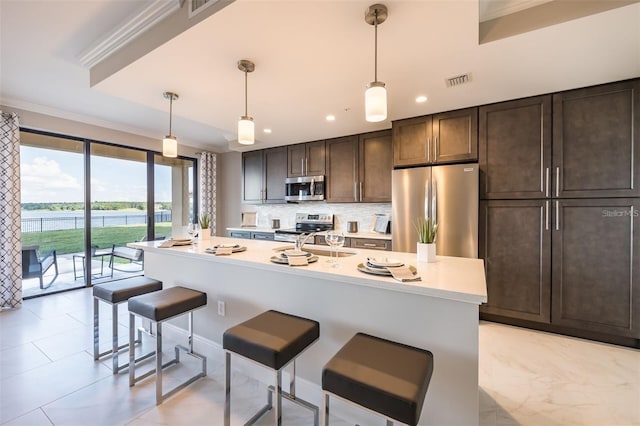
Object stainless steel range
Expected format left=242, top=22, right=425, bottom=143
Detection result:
left=274, top=213, right=334, bottom=242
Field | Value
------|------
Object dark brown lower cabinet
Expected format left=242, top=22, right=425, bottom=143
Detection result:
left=481, top=197, right=640, bottom=346
left=552, top=198, right=640, bottom=339
left=479, top=200, right=551, bottom=323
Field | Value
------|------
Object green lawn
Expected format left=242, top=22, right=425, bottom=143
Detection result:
left=22, top=224, right=172, bottom=255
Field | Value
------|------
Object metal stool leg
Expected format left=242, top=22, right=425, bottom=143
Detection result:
left=224, top=352, right=231, bottom=426
left=156, top=321, right=163, bottom=405
left=322, top=392, right=330, bottom=426
left=93, top=298, right=99, bottom=360
left=112, top=303, right=119, bottom=374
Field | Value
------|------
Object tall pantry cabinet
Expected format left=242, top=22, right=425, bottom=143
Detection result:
left=479, top=79, right=640, bottom=346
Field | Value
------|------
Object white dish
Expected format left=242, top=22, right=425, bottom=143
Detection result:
left=270, top=255, right=319, bottom=265
left=358, top=263, right=417, bottom=276
left=367, top=257, right=404, bottom=268
left=283, top=249, right=310, bottom=257
left=205, top=246, right=247, bottom=254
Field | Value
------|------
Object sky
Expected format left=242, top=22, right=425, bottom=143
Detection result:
left=20, top=146, right=173, bottom=204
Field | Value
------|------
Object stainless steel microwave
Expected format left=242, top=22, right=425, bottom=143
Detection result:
left=285, top=176, right=325, bottom=201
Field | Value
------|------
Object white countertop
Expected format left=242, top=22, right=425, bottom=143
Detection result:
left=132, top=237, right=486, bottom=305
left=225, top=227, right=392, bottom=240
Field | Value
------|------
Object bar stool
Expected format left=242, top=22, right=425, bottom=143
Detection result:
left=93, top=276, right=162, bottom=373
left=128, top=286, right=207, bottom=405
left=223, top=310, right=320, bottom=425
left=322, top=333, right=434, bottom=426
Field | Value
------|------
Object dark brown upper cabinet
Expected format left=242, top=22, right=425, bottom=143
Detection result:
left=242, top=147, right=287, bottom=204
left=432, top=107, right=478, bottom=164
left=553, top=79, right=640, bottom=198
left=326, top=130, right=392, bottom=203
left=479, top=96, right=552, bottom=199
left=326, top=135, right=359, bottom=202
left=392, top=116, right=432, bottom=167
left=393, top=107, right=478, bottom=168
left=287, top=140, right=325, bottom=177
left=359, top=130, right=392, bottom=203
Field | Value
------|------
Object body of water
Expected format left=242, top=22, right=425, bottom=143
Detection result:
left=21, top=210, right=171, bottom=233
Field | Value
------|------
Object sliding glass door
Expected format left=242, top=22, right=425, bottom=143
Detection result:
left=20, top=132, right=86, bottom=297
left=19, top=129, right=197, bottom=298
left=90, top=144, right=148, bottom=281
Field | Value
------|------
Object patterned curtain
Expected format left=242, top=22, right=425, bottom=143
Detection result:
left=0, top=112, right=22, bottom=309
left=199, top=152, right=217, bottom=236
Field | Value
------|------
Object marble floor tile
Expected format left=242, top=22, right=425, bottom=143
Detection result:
left=0, top=342, right=52, bottom=380
left=2, top=409, right=53, bottom=426
left=0, top=351, right=112, bottom=424
left=1, top=289, right=638, bottom=426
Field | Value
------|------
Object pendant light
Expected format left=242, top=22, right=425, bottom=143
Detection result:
left=365, top=4, right=388, bottom=123
left=162, top=91, right=178, bottom=157
left=237, top=59, right=255, bottom=145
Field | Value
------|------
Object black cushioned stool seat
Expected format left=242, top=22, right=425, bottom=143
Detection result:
left=92, top=276, right=162, bottom=374
left=223, top=310, right=320, bottom=426
left=322, top=333, right=434, bottom=426
left=128, top=286, right=207, bottom=405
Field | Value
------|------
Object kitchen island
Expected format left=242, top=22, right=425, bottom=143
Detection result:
left=131, top=237, right=486, bottom=425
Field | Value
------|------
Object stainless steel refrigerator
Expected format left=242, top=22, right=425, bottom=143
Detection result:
left=392, top=164, right=479, bottom=258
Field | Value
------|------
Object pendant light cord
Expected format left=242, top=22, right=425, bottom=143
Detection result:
left=244, top=70, right=248, bottom=116
left=374, top=9, right=378, bottom=82
left=168, top=96, right=173, bottom=136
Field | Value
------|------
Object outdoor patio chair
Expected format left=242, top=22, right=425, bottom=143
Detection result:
left=109, top=245, right=144, bottom=272
left=73, top=245, right=114, bottom=280
left=22, top=245, right=58, bottom=289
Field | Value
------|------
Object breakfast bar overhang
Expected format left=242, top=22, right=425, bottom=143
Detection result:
left=131, top=238, right=487, bottom=425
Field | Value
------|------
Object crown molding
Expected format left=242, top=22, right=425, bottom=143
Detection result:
left=78, top=0, right=180, bottom=68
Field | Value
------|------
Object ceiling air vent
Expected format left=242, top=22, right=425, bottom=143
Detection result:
left=445, top=73, right=471, bottom=87
left=189, top=0, right=219, bottom=18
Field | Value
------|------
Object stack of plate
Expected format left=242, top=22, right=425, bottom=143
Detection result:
left=205, top=244, right=247, bottom=254
left=358, top=257, right=411, bottom=276
left=169, top=237, right=193, bottom=246
left=270, top=250, right=319, bottom=264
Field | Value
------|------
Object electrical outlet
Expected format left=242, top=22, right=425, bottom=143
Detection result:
left=217, top=301, right=226, bottom=316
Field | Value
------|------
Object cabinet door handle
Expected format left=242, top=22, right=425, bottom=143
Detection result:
left=556, top=167, right=560, bottom=197
left=359, top=182, right=363, bottom=202
left=363, top=243, right=377, bottom=247
left=545, top=201, right=549, bottom=231
left=435, top=136, right=439, bottom=160
left=301, top=158, right=305, bottom=176
left=545, top=167, right=549, bottom=198
left=427, top=137, right=431, bottom=163
left=555, top=201, right=559, bottom=230
left=353, top=182, right=357, bottom=200
left=305, top=158, right=309, bottom=175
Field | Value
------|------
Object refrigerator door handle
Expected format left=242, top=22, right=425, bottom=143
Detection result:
left=425, top=178, right=431, bottom=220
left=432, top=177, right=438, bottom=226
left=545, top=201, right=549, bottom=231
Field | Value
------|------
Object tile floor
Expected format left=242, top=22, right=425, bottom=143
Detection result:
left=1, top=288, right=638, bottom=426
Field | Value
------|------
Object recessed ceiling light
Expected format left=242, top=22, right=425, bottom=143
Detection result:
left=416, top=95, right=428, bottom=103
left=326, top=115, right=336, bottom=121
left=263, top=128, right=272, bottom=134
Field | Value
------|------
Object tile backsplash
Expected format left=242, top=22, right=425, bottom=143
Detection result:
left=242, top=203, right=391, bottom=232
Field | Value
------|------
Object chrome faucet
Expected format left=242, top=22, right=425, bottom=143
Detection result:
left=295, top=232, right=316, bottom=252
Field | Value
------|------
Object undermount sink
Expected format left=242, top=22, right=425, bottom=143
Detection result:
left=274, top=245, right=357, bottom=257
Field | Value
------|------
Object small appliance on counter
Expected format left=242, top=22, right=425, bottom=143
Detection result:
left=274, top=213, right=333, bottom=242
left=347, top=221, right=358, bottom=233
left=271, top=219, right=280, bottom=229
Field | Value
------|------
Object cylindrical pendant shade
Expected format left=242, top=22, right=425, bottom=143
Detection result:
left=163, top=136, right=177, bottom=157
left=365, top=81, right=387, bottom=122
left=238, top=116, right=255, bottom=145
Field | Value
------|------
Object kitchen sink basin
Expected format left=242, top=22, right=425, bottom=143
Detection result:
left=274, top=245, right=357, bottom=257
